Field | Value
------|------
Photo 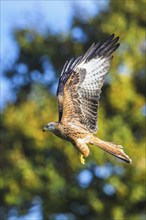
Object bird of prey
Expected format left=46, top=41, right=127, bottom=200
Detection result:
left=43, top=34, right=132, bottom=164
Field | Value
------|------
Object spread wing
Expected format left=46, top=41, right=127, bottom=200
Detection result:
left=57, top=34, right=120, bottom=132
left=57, top=57, right=82, bottom=121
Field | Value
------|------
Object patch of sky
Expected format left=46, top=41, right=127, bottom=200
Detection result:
left=50, top=81, right=58, bottom=95
left=94, top=163, right=113, bottom=179
left=77, top=163, right=125, bottom=189
left=13, top=72, right=29, bottom=86
left=77, top=169, right=93, bottom=188
left=41, top=56, right=56, bottom=83
left=8, top=197, right=42, bottom=220
left=103, top=183, right=116, bottom=196
left=1, top=1, right=72, bottom=71
left=118, top=64, right=131, bottom=75
left=50, top=213, right=75, bottom=220
left=16, top=63, right=28, bottom=75
left=0, top=77, right=16, bottom=110
left=31, top=70, right=43, bottom=82
left=72, top=27, right=88, bottom=43
left=74, top=0, right=109, bottom=19
left=94, top=163, right=124, bottom=179
left=31, top=69, right=56, bottom=87
left=141, top=104, right=146, bottom=116
left=113, top=166, right=124, bottom=175
left=1, top=0, right=109, bottom=68
left=96, top=0, right=109, bottom=11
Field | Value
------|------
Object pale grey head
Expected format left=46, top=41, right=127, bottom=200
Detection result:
left=43, top=122, right=56, bottom=132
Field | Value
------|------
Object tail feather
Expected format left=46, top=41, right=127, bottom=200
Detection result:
left=90, top=136, right=132, bottom=164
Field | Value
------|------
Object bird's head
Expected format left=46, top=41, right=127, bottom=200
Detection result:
left=43, top=122, right=56, bottom=132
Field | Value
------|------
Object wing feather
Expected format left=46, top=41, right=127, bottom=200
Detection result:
left=58, top=34, right=120, bottom=132
left=57, top=57, right=82, bottom=121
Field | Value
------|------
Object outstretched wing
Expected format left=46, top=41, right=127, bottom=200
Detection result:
left=57, top=57, right=82, bottom=121
left=58, top=34, right=120, bottom=132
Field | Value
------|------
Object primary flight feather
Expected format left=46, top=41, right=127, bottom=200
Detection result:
left=43, top=34, right=132, bottom=164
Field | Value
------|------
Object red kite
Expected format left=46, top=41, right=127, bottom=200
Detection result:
left=43, top=34, right=132, bottom=164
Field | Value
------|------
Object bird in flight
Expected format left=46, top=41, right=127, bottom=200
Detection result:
left=43, top=34, right=132, bottom=164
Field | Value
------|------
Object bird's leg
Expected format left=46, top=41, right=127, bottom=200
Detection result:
left=80, top=154, right=85, bottom=164
left=73, top=140, right=90, bottom=164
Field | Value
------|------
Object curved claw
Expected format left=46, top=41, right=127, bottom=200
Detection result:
left=80, top=154, right=85, bottom=164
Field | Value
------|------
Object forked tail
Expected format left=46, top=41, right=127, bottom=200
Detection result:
left=90, top=136, right=132, bottom=163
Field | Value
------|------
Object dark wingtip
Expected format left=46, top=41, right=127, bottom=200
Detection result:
left=107, top=33, right=115, bottom=40
left=84, top=34, right=120, bottom=61
left=128, top=158, right=132, bottom=164
left=124, top=158, right=132, bottom=164
left=108, top=34, right=119, bottom=41
left=119, top=155, right=132, bottom=164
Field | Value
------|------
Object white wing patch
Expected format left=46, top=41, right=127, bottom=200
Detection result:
left=73, top=55, right=112, bottom=133
left=76, top=56, right=110, bottom=91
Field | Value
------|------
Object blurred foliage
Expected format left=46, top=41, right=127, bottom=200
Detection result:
left=1, top=0, right=146, bottom=219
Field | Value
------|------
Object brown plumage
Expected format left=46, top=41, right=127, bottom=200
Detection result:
left=43, top=34, right=132, bottom=164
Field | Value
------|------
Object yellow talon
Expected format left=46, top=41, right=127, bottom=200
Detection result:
left=80, top=154, right=85, bottom=164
